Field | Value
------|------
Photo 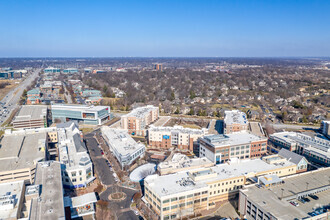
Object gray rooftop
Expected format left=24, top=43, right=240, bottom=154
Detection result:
left=149, top=125, right=207, bottom=135
left=0, top=132, right=47, bottom=172
left=0, top=180, right=25, bottom=219
left=201, top=131, right=266, bottom=148
left=278, top=148, right=306, bottom=165
left=13, top=105, right=47, bottom=122
left=30, top=161, right=65, bottom=220
left=241, top=168, right=330, bottom=219
left=51, top=104, right=109, bottom=112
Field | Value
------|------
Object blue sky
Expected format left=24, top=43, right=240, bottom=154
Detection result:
left=0, top=0, right=329, bottom=57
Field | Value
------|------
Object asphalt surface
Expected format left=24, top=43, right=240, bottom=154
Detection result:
left=85, top=132, right=138, bottom=220
left=0, top=69, right=41, bottom=127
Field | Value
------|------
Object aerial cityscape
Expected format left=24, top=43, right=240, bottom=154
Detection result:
left=0, top=1, right=329, bottom=220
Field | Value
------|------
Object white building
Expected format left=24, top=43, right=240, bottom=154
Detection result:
left=101, top=127, right=145, bottom=169
left=57, top=122, right=94, bottom=189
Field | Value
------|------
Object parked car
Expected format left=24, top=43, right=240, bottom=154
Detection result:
left=309, top=194, right=319, bottom=200
left=290, top=201, right=299, bottom=206
left=298, top=198, right=306, bottom=204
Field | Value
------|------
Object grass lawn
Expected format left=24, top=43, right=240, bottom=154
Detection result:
left=182, top=124, right=201, bottom=129
left=0, top=80, right=20, bottom=101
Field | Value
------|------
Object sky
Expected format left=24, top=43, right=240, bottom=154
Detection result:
left=0, top=0, right=330, bottom=57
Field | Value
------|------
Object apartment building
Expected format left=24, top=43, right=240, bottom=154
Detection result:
left=148, top=125, right=207, bottom=151
left=57, top=122, right=95, bottom=189
left=199, top=132, right=267, bottom=164
left=269, top=132, right=330, bottom=167
left=144, top=157, right=297, bottom=220
left=223, top=110, right=248, bottom=134
left=239, top=168, right=330, bottom=220
left=12, top=105, right=48, bottom=129
left=51, top=104, right=111, bottom=125
left=121, top=105, right=159, bottom=136
left=101, top=126, right=145, bottom=169
left=157, top=153, right=214, bottom=175
left=321, top=120, right=330, bottom=139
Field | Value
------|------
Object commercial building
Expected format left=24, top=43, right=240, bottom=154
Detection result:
left=12, top=105, right=48, bottom=129
left=321, top=120, right=330, bottom=139
left=64, top=192, right=97, bottom=219
left=199, top=132, right=267, bottom=164
left=154, top=64, right=163, bottom=71
left=29, top=161, right=65, bottom=220
left=144, top=157, right=297, bottom=220
left=0, top=130, right=47, bottom=184
left=26, top=88, right=41, bottom=104
left=63, top=68, right=78, bottom=74
left=278, top=148, right=308, bottom=173
left=57, top=122, right=95, bottom=189
left=157, top=153, right=213, bottom=175
left=101, top=127, right=146, bottom=169
left=148, top=125, right=207, bottom=151
left=0, top=161, right=66, bottom=220
left=44, top=67, right=60, bottom=74
left=269, top=132, right=330, bottom=167
left=239, top=168, right=330, bottom=220
left=223, top=110, right=248, bottom=134
left=51, top=104, right=110, bottom=125
left=81, top=89, right=102, bottom=98
left=121, top=105, right=159, bottom=136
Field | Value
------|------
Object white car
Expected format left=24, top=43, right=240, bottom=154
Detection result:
left=134, top=210, right=139, bottom=215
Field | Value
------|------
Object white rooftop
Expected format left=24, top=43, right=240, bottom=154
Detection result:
left=52, top=104, right=109, bottom=112
left=122, top=105, right=158, bottom=119
left=0, top=180, right=25, bottom=220
left=149, top=125, right=207, bottom=135
left=101, top=127, right=145, bottom=156
left=224, top=110, right=248, bottom=125
left=201, top=131, right=266, bottom=148
left=145, top=158, right=296, bottom=198
left=158, top=154, right=213, bottom=171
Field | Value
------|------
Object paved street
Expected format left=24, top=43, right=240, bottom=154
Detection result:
left=85, top=132, right=139, bottom=220
left=0, top=69, right=41, bottom=126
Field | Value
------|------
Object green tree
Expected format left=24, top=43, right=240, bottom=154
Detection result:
left=188, top=108, right=194, bottom=115
left=174, top=107, right=180, bottom=114
left=190, top=90, right=196, bottom=99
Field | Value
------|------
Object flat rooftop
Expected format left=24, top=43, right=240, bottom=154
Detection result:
left=201, top=131, right=266, bottom=148
left=13, top=105, right=47, bottom=122
left=158, top=153, right=213, bottom=170
left=0, top=180, right=25, bottom=219
left=51, top=104, right=109, bottom=112
left=149, top=125, right=206, bottom=135
left=122, top=105, right=157, bottom=119
left=242, top=168, right=330, bottom=219
left=224, top=110, right=247, bottom=125
left=30, top=161, right=65, bottom=220
left=146, top=158, right=296, bottom=197
left=101, top=127, right=145, bottom=156
left=0, top=131, right=46, bottom=172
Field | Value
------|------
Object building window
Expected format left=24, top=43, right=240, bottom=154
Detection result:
left=72, top=178, right=77, bottom=182
left=71, top=172, right=76, bottom=177
left=171, top=198, right=177, bottom=202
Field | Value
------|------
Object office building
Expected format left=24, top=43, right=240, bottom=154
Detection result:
left=223, top=110, right=248, bottom=134
left=121, top=105, right=159, bottom=136
left=155, top=64, right=163, bottom=71
left=321, top=120, right=330, bottom=139
left=157, top=153, right=214, bottom=175
left=63, top=68, right=78, bottom=74
left=239, top=168, right=330, bottom=220
left=199, top=132, right=267, bottom=164
left=12, top=105, right=48, bottom=129
left=101, top=127, right=146, bottom=169
left=26, top=88, right=41, bottom=104
left=57, top=122, right=94, bottom=189
left=44, top=67, right=60, bottom=74
left=144, top=157, right=297, bottom=220
left=0, top=130, right=47, bottom=184
left=269, top=132, right=330, bottom=166
left=51, top=104, right=110, bottom=125
left=148, top=125, right=207, bottom=151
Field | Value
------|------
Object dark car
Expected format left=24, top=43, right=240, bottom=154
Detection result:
left=303, top=197, right=310, bottom=202
left=309, top=194, right=319, bottom=200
